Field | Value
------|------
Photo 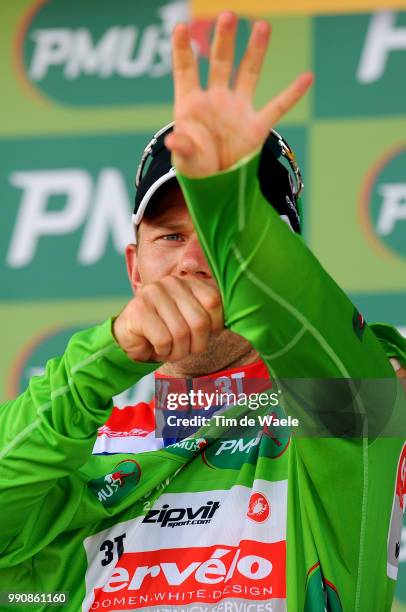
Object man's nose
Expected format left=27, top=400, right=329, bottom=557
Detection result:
left=176, top=232, right=212, bottom=279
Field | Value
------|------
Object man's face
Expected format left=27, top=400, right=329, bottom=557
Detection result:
left=125, top=183, right=257, bottom=375
left=126, top=184, right=216, bottom=290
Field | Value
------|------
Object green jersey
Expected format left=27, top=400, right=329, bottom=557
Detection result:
left=0, top=151, right=405, bottom=611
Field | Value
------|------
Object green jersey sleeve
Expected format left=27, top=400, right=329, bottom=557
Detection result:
left=0, top=318, right=157, bottom=549
left=177, top=151, right=406, bottom=612
left=177, top=151, right=402, bottom=379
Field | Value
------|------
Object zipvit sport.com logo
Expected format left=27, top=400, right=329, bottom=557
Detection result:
left=360, top=145, right=406, bottom=259
left=142, top=500, right=221, bottom=528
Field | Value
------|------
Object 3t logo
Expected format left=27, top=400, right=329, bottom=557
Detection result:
left=100, top=533, right=126, bottom=566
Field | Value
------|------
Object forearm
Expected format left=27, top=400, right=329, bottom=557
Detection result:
left=0, top=318, right=157, bottom=543
left=178, top=151, right=396, bottom=380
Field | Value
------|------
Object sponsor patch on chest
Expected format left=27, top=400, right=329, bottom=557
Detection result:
left=83, top=481, right=287, bottom=610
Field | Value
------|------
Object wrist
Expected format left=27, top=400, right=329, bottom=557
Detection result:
left=112, top=312, right=155, bottom=363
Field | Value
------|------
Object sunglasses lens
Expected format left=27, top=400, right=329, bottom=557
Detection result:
left=136, top=122, right=175, bottom=189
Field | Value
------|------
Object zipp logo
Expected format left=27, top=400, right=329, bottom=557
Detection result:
left=360, top=146, right=406, bottom=259
left=142, top=500, right=220, bottom=528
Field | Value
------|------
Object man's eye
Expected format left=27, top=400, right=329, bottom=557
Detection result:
left=161, top=234, right=183, bottom=241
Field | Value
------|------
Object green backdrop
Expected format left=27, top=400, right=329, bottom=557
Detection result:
left=1, top=0, right=405, bottom=608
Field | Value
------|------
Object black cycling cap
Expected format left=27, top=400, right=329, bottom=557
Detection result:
left=133, top=122, right=303, bottom=237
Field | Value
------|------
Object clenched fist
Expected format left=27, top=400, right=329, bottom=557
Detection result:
left=113, top=276, right=224, bottom=363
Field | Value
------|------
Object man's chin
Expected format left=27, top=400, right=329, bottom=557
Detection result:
left=158, top=329, right=258, bottom=378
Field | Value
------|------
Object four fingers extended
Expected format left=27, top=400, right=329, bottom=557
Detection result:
left=172, top=13, right=312, bottom=125
left=172, top=23, right=200, bottom=102
left=257, top=72, right=314, bottom=131
left=208, top=11, right=238, bottom=89
left=234, top=20, right=270, bottom=98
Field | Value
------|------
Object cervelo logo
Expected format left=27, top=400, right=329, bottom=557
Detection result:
left=84, top=482, right=287, bottom=609
left=247, top=493, right=270, bottom=523
left=17, top=0, right=217, bottom=106
left=92, top=541, right=283, bottom=607
left=142, top=500, right=220, bottom=528
left=360, top=145, right=406, bottom=259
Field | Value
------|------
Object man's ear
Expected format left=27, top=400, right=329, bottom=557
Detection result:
left=125, top=243, right=141, bottom=295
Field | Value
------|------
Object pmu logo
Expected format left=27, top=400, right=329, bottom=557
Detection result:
left=17, top=0, right=190, bottom=105
left=7, top=167, right=132, bottom=268
left=360, top=146, right=406, bottom=259
left=88, top=459, right=142, bottom=507
left=1, top=132, right=144, bottom=300
left=17, top=0, right=249, bottom=107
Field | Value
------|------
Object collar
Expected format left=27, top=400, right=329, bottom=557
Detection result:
left=154, top=359, right=271, bottom=411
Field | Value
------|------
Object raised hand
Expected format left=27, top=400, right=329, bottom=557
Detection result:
left=165, top=12, right=313, bottom=177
